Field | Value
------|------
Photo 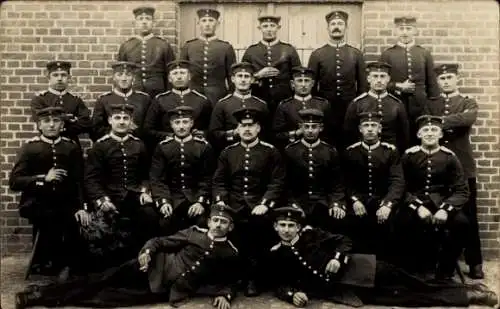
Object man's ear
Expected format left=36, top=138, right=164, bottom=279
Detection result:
left=319, top=124, right=324, bottom=133
left=228, top=222, right=234, bottom=232
left=108, top=116, right=113, bottom=125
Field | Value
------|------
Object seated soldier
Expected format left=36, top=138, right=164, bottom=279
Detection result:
left=394, top=115, right=470, bottom=278
left=343, top=112, right=404, bottom=256
left=15, top=204, right=240, bottom=309
left=268, top=205, right=497, bottom=308
left=9, top=107, right=89, bottom=279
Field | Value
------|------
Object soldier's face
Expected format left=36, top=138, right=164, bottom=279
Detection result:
left=291, top=76, right=314, bottom=96
left=274, top=220, right=301, bottom=242
left=207, top=216, right=233, bottom=237
left=367, top=71, right=390, bottom=91
left=231, top=71, right=254, bottom=91
left=113, top=71, right=134, bottom=91
left=396, top=25, right=416, bottom=44
left=168, top=68, right=191, bottom=89
left=418, top=125, right=443, bottom=147
left=237, top=119, right=260, bottom=142
left=38, top=116, right=64, bottom=138
left=258, top=21, right=280, bottom=41
left=135, top=14, right=154, bottom=35
left=108, top=113, right=132, bottom=135
left=302, top=122, right=322, bottom=142
left=437, top=73, right=458, bottom=94
left=327, top=19, right=346, bottom=39
left=198, top=16, right=219, bottom=36
left=48, top=70, right=69, bottom=91
left=359, top=121, right=381, bottom=142
left=170, top=117, right=194, bottom=138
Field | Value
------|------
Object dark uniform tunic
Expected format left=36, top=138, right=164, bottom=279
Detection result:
left=143, top=88, right=212, bottom=144
left=30, top=89, right=92, bottom=144
left=117, top=33, right=175, bottom=98
left=241, top=40, right=301, bottom=116
left=180, top=36, right=237, bottom=106
left=344, top=91, right=410, bottom=151
left=284, top=139, right=346, bottom=230
left=308, top=42, right=368, bottom=147
left=273, top=95, right=331, bottom=147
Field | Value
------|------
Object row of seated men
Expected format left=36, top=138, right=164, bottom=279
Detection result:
left=12, top=104, right=498, bottom=309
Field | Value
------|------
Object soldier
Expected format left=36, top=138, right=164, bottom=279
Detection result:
left=147, top=106, right=216, bottom=236
left=308, top=10, right=368, bottom=149
left=343, top=112, right=405, bottom=256
left=283, top=109, right=346, bottom=233
left=395, top=115, right=469, bottom=278
left=380, top=16, right=440, bottom=145
left=213, top=107, right=285, bottom=296
left=117, top=6, right=175, bottom=98
left=425, top=63, right=483, bottom=279
left=144, top=60, right=212, bottom=145
left=209, top=62, right=270, bottom=152
left=241, top=15, right=301, bottom=119
left=91, top=61, right=152, bottom=143
left=268, top=205, right=498, bottom=308
left=15, top=204, right=241, bottom=309
left=30, top=61, right=92, bottom=146
left=180, top=8, right=236, bottom=106
left=9, top=107, right=89, bottom=279
left=273, top=66, right=331, bottom=148
left=344, top=61, right=410, bottom=152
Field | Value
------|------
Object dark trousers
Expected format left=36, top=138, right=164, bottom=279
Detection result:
left=463, top=178, right=483, bottom=266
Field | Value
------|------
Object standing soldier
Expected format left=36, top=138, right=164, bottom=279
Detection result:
left=308, top=10, right=368, bottom=149
left=144, top=60, right=212, bottom=145
left=242, top=15, right=301, bottom=119
left=343, top=112, right=405, bottom=256
left=425, top=63, right=483, bottom=279
left=30, top=61, right=92, bottom=146
left=273, top=67, right=331, bottom=148
left=9, top=107, right=89, bottom=279
left=380, top=16, right=440, bottom=145
left=209, top=62, right=270, bottom=152
left=180, top=8, right=236, bottom=106
left=344, top=61, right=410, bottom=152
left=118, top=6, right=175, bottom=98
left=213, top=107, right=285, bottom=296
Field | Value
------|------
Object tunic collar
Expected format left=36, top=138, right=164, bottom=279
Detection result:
left=40, top=135, right=62, bottom=145
left=361, top=141, right=380, bottom=151
left=233, top=92, right=252, bottom=100
left=113, top=88, right=134, bottom=98
left=207, top=232, right=227, bottom=242
left=174, top=135, right=193, bottom=143
left=48, top=88, right=67, bottom=96
left=109, top=132, right=130, bottom=143
left=396, top=40, right=415, bottom=49
left=327, top=40, right=346, bottom=48
left=441, top=91, right=460, bottom=98
left=281, top=234, right=300, bottom=246
left=301, top=139, right=321, bottom=149
left=261, top=39, right=279, bottom=46
left=136, top=33, right=154, bottom=41
left=241, top=138, right=259, bottom=149
left=294, top=94, right=312, bottom=102
left=368, top=91, right=388, bottom=99
left=172, top=88, right=191, bottom=96
left=199, top=35, right=217, bottom=42
left=420, top=145, right=441, bottom=155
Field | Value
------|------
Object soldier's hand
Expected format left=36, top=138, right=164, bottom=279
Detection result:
left=353, top=201, right=367, bottom=217
left=216, top=201, right=226, bottom=207
left=255, top=67, right=280, bottom=79
left=329, top=206, right=346, bottom=219
left=213, top=296, right=230, bottom=309
left=292, top=291, right=308, bottom=307
left=396, top=80, right=416, bottom=93
left=417, top=206, right=432, bottom=223
left=44, top=168, right=68, bottom=182
left=251, top=204, right=269, bottom=215
left=295, top=127, right=304, bottom=137
left=101, top=201, right=118, bottom=214
left=188, top=202, right=205, bottom=217
left=138, top=249, right=151, bottom=272
left=129, top=121, right=138, bottom=131
left=139, top=192, right=153, bottom=205
left=376, top=205, right=392, bottom=224
left=74, top=209, right=91, bottom=227
left=325, top=259, right=341, bottom=274
left=432, top=209, right=448, bottom=225
left=159, top=203, right=173, bottom=218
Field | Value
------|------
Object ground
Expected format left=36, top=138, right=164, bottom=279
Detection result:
left=1, top=254, right=499, bottom=309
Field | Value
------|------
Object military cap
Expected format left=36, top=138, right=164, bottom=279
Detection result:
left=359, top=112, right=383, bottom=124
left=46, top=61, right=71, bottom=73
left=258, top=15, right=281, bottom=24
left=325, top=10, right=348, bottom=23
left=133, top=6, right=155, bottom=17
left=197, top=8, right=220, bottom=20
left=167, top=60, right=194, bottom=72
left=291, top=66, right=315, bottom=79
left=167, top=105, right=194, bottom=120
left=210, top=203, right=236, bottom=221
left=111, top=61, right=138, bottom=73
left=366, top=61, right=392, bottom=73
left=299, top=108, right=324, bottom=123
left=230, top=62, right=255, bottom=75
left=394, top=16, right=417, bottom=26
left=109, top=103, right=135, bottom=116
left=416, top=115, right=443, bottom=130
left=434, top=63, right=459, bottom=76
left=36, top=106, right=65, bottom=119
left=272, top=204, right=306, bottom=223
left=232, top=107, right=263, bottom=124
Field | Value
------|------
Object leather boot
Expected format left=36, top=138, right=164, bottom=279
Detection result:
left=468, top=264, right=485, bottom=279
left=244, top=280, right=260, bottom=297
left=467, top=289, right=498, bottom=307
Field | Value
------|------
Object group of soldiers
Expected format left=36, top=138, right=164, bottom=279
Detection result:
left=9, top=5, right=495, bottom=309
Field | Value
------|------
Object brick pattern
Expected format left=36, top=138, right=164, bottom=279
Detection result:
left=1, top=0, right=499, bottom=258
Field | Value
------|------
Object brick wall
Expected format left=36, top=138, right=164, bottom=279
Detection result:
left=1, top=0, right=499, bottom=258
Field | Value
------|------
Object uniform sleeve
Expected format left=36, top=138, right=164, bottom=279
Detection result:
left=343, top=100, right=360, bottom=146
left=149, top=144, right=172, bottom=207
left=69, top=145, right=86, bottom=210
left=440, top=154, right=469, bottom=212
left=424, top=50, right=440, bottom=98
left=380, top=50, right=397, bottom=94
left=289, top=46, right=302, bottom=67
left=179, top=42, right=189, bottom=61
left=84, top=144, right=108, bottom=206
left=327, top=147, right=346, bottom=209
left=163, top=41, right=176, bottom=90
left=198, top=98, right=213, bottom=135
left=355, top=50, right=368, bottom=94
left=195, top=143, right=215, bottom=206
left=138, top=142, right=150, bottom=193
left=225, top=44, right=237, bottom=93
left=208, top=102, right=230, bottom=149
left=212, top=149, right=230, bottom=204
left=90, top=97, right=109, bottom=142
left=30, top=95, right=45, bottom=122
left=143, top=98, right=169, bottom=144
left=307, top=51, right=321, bottom=97
left=9, top=144, right=47, bottom=192
left=65, top=96, right=92, bottom=137
left=117, top=42, right=127, bottom=61
left=273, top=103, right=295, bottom=146
left=342, top=150, right=361, bottom=202
left=381, top=149, right=405, bottom=207
left=312, top=229, right=353, bottom=272
left=261, top=148, right=285, bottom=207
left=401, top=153, right=424, bottom=210
left=442, top=98, right=478, bottom=129
left=140, top=228, right=191, bottom=255
left=397, top=104, right=410, bottom=151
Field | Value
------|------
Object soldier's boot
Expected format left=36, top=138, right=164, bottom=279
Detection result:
left=244, top=280, right=260, bottom=297
left=466, top=288, right=498, bottom=307
left=468, top=264, right=485, bottom=279
left=15, top=285, right=43, bottom=309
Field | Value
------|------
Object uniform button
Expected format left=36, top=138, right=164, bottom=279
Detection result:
left=244, top=185, right=248, bottom=189
left=182, top=186, right=186, bottom=189
left=425, top=192, right=429, bottom=195
left=180, top=148, right=184, bottom=152
left=181, top=162, right=185, bottom=166
left=204, top=63, right=208, bottom=67
left=142, top=73, right=146, bottom=77
left=425, top=186, right=429, bottom=189
left=142, top=79, right=146, bottom=83
left=445, top=104, right=449, bottom=108
left=203, top=83, right=207, bottom=87
left=427, top=167, right=431, bottom=171
left=309, top=160, right=313, bottom=164
left=205, top=251, right=210, bottom=255
left=191, top=266, right=196, bottom=270
left=445, top=140, right=449, bottom=143
left=308, top=191, right=312, bottom=195
left=309, top=174, right=313, bottom=178
left=298, top=256, right=302, bottom=260
left=141, top=67, right=146, bottom=71
left=336, top=66, right=340, bottom=69
left=181, top=273, right=185, bottom=277
left=309, top=167, right=313, bottom=171
left=336, top=73, right=341, bottom=76
left=243, top=191, right=248, bottom=195
left=245, top=154, right=250, bottom=158
left=244, top=177, right=248, bottom=182
left=244, top=166, right=249, bottom=170
left=181, top=173, right=184, bottom=177
left=368, top=156, right=372, bottom=159
left=369, top=193, right=373, bottom=196
left=444, top=111, right=450, bottom=114
left=244, top=160, right=249, bottom=164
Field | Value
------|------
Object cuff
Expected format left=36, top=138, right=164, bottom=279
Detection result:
left=408, top=198, right=423, bottom=211
left=95, top=196, right=111, bottom=208
left=83, top=203, right=88, bottom=211
left=380, top=201, right=393, bottom=209
left=288, top=131, right=296, bottom=143
left=35, top=175, right=45, bottom=187
left=285, top=289, right=296, bottom=303
left=260, top=198, right=275, bottom=208
left=439, top=203, right=456, bottom=214
left=225, top=130, right=234, bottom=141
left=331, top=202, right=346, bottom=211
left=333, top=251, right=350, bottom=266
left=155, top=198, right=169, bottom=208
left=222, top=293, right=232, bottom=303
left=197, top=196, right=210, bottom=205
left=140, top=187, right=149, bottom=194
left=215, top=195, right=226, bottom=204
left=351, top=196, right=359, bottom=202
